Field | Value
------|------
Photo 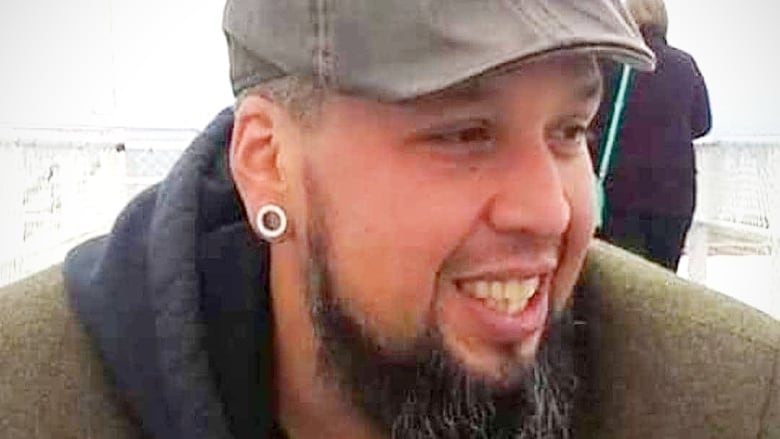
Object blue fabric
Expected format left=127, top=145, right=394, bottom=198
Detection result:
left=63, top=108, right=274, bottom=439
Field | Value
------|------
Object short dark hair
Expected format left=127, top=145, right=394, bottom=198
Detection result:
left=237, top=76, right=323, bottom=125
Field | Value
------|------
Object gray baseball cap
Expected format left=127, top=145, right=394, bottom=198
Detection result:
left=223, top=0, right=654, bottom=101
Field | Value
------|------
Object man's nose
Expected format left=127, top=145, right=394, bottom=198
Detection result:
left=486, top=139, right=571, bottom=238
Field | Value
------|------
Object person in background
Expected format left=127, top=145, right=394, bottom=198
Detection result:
left=596, top=0, right=712, bottom=271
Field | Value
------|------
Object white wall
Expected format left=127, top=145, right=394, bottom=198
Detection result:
left=0, top=0, right=233, bottom=130
left=665, top=0, right=780, bottom=137
left=1, top=1, right=778, bottom=136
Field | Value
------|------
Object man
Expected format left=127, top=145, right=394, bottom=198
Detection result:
left=0, top=1, right=777, bottom=438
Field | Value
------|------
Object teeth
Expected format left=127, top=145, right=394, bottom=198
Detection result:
left=474, top=282, right=490, bottom=299
left=463, top=277, right=539, bottom=315
left=490, top=281, right=503, bottom=300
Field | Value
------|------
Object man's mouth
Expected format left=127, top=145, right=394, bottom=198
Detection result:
left=458, top=277, right=540, bottom=315
left=441, top=272, right=550, bottom=347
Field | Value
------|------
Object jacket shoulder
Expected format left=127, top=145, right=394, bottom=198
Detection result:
left=580, top=240, right=780, bottom=438
left=662, top=44, right=701, bottom=73
left=0, top=266, right=144, bottom=439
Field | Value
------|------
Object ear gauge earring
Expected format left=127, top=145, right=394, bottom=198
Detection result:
left=256, top=204, right=288, bottom=242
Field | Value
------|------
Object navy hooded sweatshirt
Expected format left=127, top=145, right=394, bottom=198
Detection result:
left=63, top=109, right=281, bottom=438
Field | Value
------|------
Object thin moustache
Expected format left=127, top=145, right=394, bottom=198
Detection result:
left=440, top=233, right=562, bottom=280
left=450, top=258, right=557, bottom=283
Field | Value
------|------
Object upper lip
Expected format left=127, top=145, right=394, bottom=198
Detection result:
left=451, top=262, right=556, bottom=284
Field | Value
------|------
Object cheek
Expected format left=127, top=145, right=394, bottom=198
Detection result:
left=567, top=163, right=596, bottom=235
left=310, top=145, right=482, bottom=340
left=552, top=162, right=595, bottom=311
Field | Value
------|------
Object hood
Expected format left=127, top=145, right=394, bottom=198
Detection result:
left=63, top=108, right=275, bottom=439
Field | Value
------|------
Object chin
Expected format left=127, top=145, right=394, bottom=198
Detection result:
left=441, top=326, right=545, bottom=391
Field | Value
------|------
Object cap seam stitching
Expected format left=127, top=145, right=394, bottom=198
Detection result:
left=324, top=0, right=334, bottom=87
left=502, top=0, right=555, bottom=40
left=317, top=0, right=325, bottom=83
left=309, top=0, right=320, bottom=84
left=312, top=0, right=334, bottom=87
left=537, top=2, right=573, bottom=36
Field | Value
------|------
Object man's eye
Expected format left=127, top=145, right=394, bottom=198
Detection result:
left=549, top=122, right=589, bottom=154
left=443, top=126, right=493, bottom=143
left=424, top=121, right=496, bottom=153
left=562, top=124, right=588, bottom=141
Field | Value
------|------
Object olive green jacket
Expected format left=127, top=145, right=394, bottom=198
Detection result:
left=1, top=240, right=778, bottom=438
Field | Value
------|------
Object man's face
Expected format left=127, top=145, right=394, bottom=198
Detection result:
left=268, top=53, right=601, bottom=436
left=296, top=53, right=599, bottom=371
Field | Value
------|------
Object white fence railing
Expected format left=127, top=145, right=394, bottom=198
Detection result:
left=685, top=138, right=780, bottom=317
left=0, top=127, right=197, bottom=286
left=0, top=132, right=778, bottom=318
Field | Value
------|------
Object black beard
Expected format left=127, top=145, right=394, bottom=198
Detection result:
left=298, top=163, right=579, bottom=438
left=302, top=220, right=577, bottom=439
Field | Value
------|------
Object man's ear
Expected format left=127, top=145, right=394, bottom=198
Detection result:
left=230, top=94, right=288, bottom=226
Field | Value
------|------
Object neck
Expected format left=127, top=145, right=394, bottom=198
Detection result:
left=270, top=244, right=382, bottom=439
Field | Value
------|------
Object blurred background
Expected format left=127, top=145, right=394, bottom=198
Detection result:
left=0, top=0, right=778, bottom=318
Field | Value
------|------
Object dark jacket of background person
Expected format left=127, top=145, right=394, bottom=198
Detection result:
left=590, top=26, right=712, bottom=270
left=0, top=110, right=778, bottom=439
left=595, top=26, right=712, bottom=218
